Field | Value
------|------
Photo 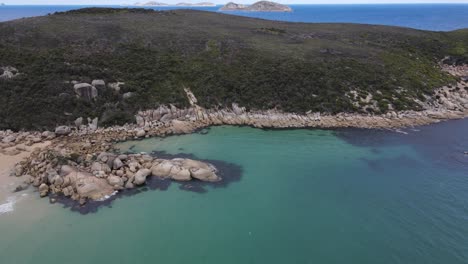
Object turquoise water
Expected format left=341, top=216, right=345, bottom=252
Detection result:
left=2, top=4, right=468, bottom=31
left=1, top=120, right=468, bottom=264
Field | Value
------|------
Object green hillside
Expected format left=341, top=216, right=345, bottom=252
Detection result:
left=0, top=8, right=467, bottom=130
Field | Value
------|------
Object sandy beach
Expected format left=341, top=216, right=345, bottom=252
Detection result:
left=0, top=142, right=50, bottom=214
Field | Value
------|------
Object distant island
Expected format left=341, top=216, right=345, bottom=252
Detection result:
left=0, top=3, right=5, bottom=6
left=220, top=1, right=292, bottom=12
left=177, top=2, right=215, bottom=6
left=134, top=1, right=168, bottom=5
left=134, top=1, right=215, bottom=6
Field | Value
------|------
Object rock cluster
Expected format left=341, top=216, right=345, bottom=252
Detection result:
left=71, top=79, right=128, bottom=100
left=0, top=130, right=55, bottom=156
left=15, top=136, right=220, bottom=204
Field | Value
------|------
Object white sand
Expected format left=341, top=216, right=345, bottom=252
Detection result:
left=0, top=141, right=50, bottom=214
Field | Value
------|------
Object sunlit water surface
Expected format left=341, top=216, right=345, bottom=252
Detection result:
left=1, top=120, right=468, bottom=264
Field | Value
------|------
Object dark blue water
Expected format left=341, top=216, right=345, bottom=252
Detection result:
left=1, top=4, right=468, bottom=31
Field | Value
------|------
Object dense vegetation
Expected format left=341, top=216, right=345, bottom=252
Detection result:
left=0, top=8, right=467, bottom=130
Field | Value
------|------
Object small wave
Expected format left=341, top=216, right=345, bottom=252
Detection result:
left=0, top=196, right=16, bottom=215
left=96, top=191, right=118, bottom=202
left=394, top=129, right=409, bottom=135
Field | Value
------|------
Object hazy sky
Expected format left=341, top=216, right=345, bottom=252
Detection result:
left=3, top=0, right=468, bottom=5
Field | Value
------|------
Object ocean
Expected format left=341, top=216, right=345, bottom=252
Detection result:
left=1, top=121, right=468, bottom=264
left=1, top=4, right=468, bottom=264
left=1, top=4, right=468, bottom=31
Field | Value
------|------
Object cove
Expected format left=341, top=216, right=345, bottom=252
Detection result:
left=1, top=122, right=468, bottom=264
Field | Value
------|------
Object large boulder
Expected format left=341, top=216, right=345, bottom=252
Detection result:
left=150, top=160, right=174, bottom=178
left=134, top=168, right=151, bottom=185
left=73, top=83, right=98, bottom=100
left=38, top=183, right=49, bottom=197
left=113, top=158, right=124, bottom=170
left=88, top=117, right=98, bottom=131
left=74, top=172, right=115, bottom=200
left=136, top=129, right=146, bottom=138
left=41, top=131, right=56, bottom=139
left=182, top=159, right=220, bottom=182
left=55, top=126, right=71, bottom=136
left=74, top=117, right=83, bottom=127
left=91, top=79, right=105, bottom=88
left=170, top=166, right=191, bottom=181
left=190, top=167, right=220, bottom=182
left=107, top=175, right=124, bottom=188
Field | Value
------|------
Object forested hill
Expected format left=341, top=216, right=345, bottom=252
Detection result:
left=0, top=8, right=467, bottom=130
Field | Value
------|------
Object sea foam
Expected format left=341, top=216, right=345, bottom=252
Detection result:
left=0, top=196, right=16, bottom=214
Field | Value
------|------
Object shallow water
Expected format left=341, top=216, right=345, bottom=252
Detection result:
left=1, top=120, right=468, bottom=264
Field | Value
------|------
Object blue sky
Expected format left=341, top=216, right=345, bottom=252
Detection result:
left=3, top=0, right=468, bottom=5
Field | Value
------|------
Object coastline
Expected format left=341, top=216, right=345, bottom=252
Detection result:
left=0, top=65, right=467, bottom=211
left=0, top=104, right=465, bottom=212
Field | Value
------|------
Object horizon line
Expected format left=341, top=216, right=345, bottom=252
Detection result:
left=4, top=3, right=468, bottom=5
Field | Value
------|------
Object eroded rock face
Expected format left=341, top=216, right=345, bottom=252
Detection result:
left=73, top=83, right=98, bottom=100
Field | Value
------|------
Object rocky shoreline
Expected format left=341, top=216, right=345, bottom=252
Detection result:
left=1, top=65, right=467, bottom=211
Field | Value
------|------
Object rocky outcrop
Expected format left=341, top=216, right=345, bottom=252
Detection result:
left=15, top=138, right=221, bottom=205
left=0, top=130, right=54, bottom=157
left=0, top=66, right=20, bottom=79
left=132, top=65, right=468, bottom=131
left=73, top=83, right=98, bottom=100
left=150, top=158, right=220, bottom=182
left=220, top=1, right=292, bottom=12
